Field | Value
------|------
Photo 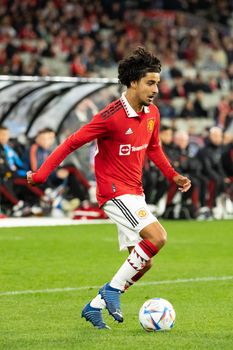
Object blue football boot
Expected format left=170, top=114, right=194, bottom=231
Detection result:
left=99, top=283, right=123, bottom=323
left=81, top=302, right=110, bottom=329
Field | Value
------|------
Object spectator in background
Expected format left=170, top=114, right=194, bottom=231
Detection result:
left=193, top=90, right=208, bottom=118
left=158, top=80, right=172, bottom=101
left=74, top=98, right=98, bottom=123
left=143, top=125, right=175, bottom=207
left=172, top=130, right=205, bottom=217
left=171, top=77, right=187, bottom=98
left=70, top=54, right=87, bottom=76
left=197, top=127, right=230, bottom=211
left=221, top=130, right=233, bottom=217
left=222, top=131, right=233, bottom=179
left=215, top=96, right=233, bottom=129
left=9, top=53, right=23, bottom=75
left=158, top=125, right=176, bottom=166
left=0, top=0, right=232, bottom=84
left=154, top=125, right=176, bottom=215
left=208, top=76, right=220, bottom=92
left=192, top=74, right=211, bottom=93
left=157, top=100, right=176, bottom=119
left=27, top=128, right=68, bottom=189
left=180, top=99, right=196, bottom=119
left=27, top=128, right=90, bottom=205
left=0, top=126, right=27, bottom=178
left=218, top=69, right=231, bottom=92
left=0, top=125, right=35, bottom=216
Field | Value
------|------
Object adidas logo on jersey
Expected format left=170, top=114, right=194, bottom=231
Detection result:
left=125, top=128, right=133, bottom=135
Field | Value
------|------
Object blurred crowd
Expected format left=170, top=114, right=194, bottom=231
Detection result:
left=0, top=125, right=91, bottom=218
left=143, top=125, right=233, bottom=220
left=0, top=1, right=233, bottom=128
left=0, top=1, right=232, bottom=76
left=0, top=1, right=232, bottom=219
left=0, top=123, right=232, bottom=220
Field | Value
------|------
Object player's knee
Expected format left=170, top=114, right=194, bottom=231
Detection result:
left=140, top=222, right=167, bottom=249
left=151, top=227, right=167, bottom=249
left=158, top=229, right=167, bottom=248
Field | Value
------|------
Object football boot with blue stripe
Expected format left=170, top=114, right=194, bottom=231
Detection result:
left=81, top=302, right=110, bottom=329
left=99, top=283, right=123, bottom=323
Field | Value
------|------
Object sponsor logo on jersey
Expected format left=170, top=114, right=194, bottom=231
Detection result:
left=131, top=144, right=148, bottom=152
left=119, top=144, right=148, bottom=155
left=119, top=144, right=131, bottom=155
left=136, top=208, right=149, bottom=219
left=147, top=118, right=155, bottom=132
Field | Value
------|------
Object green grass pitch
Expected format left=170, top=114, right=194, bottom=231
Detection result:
left=0, top=220, right=232, bottom=350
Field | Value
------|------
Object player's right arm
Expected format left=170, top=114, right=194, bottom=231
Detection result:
left=146, top=107, right=191, bottom=193
left=27, top=113, right=108, bottom=185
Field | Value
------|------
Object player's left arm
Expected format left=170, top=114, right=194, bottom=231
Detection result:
left=146, top=110, right=191, bottom=193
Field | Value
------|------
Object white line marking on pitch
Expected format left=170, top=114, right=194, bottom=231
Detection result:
left=0, top=276, right=232, bottom=297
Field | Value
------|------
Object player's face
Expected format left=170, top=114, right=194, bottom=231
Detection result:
left=134, top=72, right=160, bottom=106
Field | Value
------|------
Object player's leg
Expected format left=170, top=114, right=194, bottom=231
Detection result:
left=139, top=220, right=167, bottom=248
left=100, top=195, right=166, bottom=322
left=82, top=195, right=165, bottom=326
left=106, top=220, right=166, bottom=296
left=124, top=246, right=153, bottom=290
left=82, top=248, right=153, bottom=328
left=98, top=230, right=162, bottom=323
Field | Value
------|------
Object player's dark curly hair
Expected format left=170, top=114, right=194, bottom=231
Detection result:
left=118, top=47, right=161, bottom=87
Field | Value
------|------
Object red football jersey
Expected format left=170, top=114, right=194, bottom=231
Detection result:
left=32, top=93, right=178, bottom=206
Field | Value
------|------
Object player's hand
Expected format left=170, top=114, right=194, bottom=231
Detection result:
left=173, top=174, right=191, bottom=192
left=27, top=171, right=36, bottom=186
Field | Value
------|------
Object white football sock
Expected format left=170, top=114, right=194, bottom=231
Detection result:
left=110, top=241, right=154, bottom=291
left=90, top=294, right=106, bottom=309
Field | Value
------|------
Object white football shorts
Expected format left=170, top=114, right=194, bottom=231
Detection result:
left=103, top=194, right=158, bottom=251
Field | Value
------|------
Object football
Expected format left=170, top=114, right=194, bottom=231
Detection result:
left=139, top=298, right=176, bottom=332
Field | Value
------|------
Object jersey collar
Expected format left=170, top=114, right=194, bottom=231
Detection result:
left=120, top=92, right=150, bottom=118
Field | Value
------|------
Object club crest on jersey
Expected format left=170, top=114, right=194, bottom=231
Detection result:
left=136, top=208, right=148, bottom=219
left=119, top=144, right=131, bottom=155
left=147, top=118, right=155, bottom=133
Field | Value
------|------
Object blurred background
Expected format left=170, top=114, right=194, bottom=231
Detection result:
left=0, top=0, right=232, bottom=221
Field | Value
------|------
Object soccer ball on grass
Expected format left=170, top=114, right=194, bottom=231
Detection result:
left=139, top=298, right=176, bottom=332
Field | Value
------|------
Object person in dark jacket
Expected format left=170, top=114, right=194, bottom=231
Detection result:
left=222, top=131, right=233, bottom=207
left=172, top=130, right=208, bottom=216
left=197, top=127, right=231, bottom=209
left=27, top=128, right=90, bottom=202
left=143, top=125, right=175, bottom=207
left=0, top=125, right=33, bottom=215
left=222, top=131, right=233, bottom=178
